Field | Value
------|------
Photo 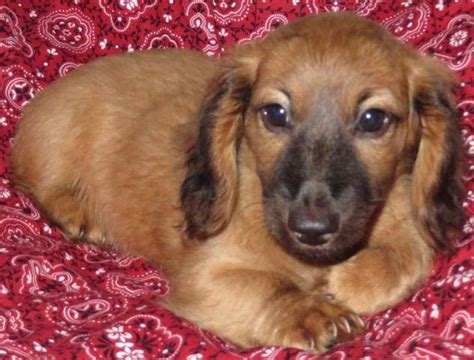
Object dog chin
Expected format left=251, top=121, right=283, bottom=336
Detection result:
left=274, top=227, right=365, bottom=266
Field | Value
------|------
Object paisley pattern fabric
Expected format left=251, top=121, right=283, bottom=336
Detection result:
left=0, top=1, right=473, bottom=358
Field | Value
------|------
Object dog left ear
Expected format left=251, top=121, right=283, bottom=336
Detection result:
left=409, top=56, right=465, bottom=252
left=180, top=48, right=259, bottom=240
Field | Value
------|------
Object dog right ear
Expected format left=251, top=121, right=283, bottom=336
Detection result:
left=180, top=47, right=259, bottom=240
left=408, top=55, right=465, bottom=252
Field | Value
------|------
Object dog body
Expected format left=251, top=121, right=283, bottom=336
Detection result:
left=10, top=13, right=464, bottom=352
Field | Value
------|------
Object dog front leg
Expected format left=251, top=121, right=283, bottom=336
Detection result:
left=326, top=241, right=433, bottom=315
left=164, top=267, right=365, bottom=353
left=326, top=178, right=434, bottom=314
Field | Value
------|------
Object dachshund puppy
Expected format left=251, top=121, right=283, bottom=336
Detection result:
left=10, top=13, right=464, bottom=353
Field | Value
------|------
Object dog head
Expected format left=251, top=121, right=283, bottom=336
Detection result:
left=180, top=13, right=465, bottom=265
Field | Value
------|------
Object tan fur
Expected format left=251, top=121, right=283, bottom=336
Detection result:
left=10, top=13, right=463, bottom=353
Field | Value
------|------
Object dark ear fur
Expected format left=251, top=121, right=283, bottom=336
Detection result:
left=410, top=56, right=465, bottom=252
left=180, top=51, right=257, bottom=240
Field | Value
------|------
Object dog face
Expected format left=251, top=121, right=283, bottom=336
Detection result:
left=181, top=13, right=464, bottom=264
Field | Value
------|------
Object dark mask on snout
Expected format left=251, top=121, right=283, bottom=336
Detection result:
left=262, top=116, right=376, bottom=265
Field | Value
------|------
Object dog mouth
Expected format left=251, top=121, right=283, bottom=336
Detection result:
left=276, top=221, right=366, bottom=265
left=288, top=228, right=335, bottom=246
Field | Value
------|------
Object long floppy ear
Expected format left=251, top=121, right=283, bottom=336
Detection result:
left=409, top=56, right=465, bottom=252
left=180, top=49, right=258, bottom=240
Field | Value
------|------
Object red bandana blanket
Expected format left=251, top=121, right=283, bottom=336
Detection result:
left=0, top=1, right=472, bottom=359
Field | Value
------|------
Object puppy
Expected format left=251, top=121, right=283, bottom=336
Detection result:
left=10, top=13, right=464, bottom=353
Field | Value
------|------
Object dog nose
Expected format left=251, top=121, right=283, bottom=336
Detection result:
left=288, top=209, right=340, bottom=246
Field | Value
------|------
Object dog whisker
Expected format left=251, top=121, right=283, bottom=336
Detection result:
left=369, top=197, right=386, bottom=205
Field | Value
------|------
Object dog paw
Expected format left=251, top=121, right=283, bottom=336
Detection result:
left=306, top=302, right=365, bottom=352
left=275, top=300, right=365, bottom=353
left=60, top=217, right=106, bottom=245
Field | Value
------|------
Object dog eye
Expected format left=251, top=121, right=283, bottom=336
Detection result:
left=357, top=108, right=391, bottom=135
left=260, top=104, right=290, bottom=129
